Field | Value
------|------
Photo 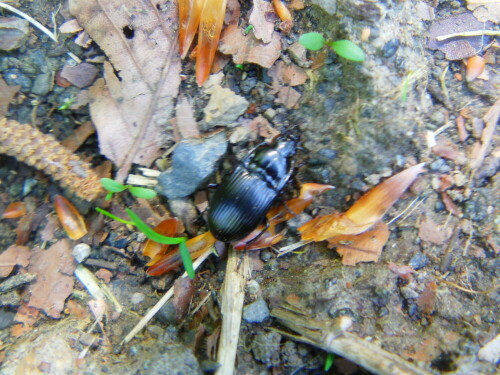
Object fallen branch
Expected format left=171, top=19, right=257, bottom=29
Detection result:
left=215, top=247, right=247, bottom=375
left=271, top=306, right=433, bottom=375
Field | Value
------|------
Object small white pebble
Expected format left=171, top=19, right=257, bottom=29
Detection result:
left=131, top=292, right=145, bottom=305
left=72, top=243, right=91, bottom=263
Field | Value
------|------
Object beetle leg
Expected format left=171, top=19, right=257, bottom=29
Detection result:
left=244, top=219, right=270, bottom=250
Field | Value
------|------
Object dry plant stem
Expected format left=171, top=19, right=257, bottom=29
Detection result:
left=121, top=248, right=212, bottom=346
left=215, top=247, right=247, bottom=375
left=272, top=307, right=433, bottom=375
left=436, top=30, right=500, bottom=41
left=0, top=2, right=81, bottom=63
left=0, top=118, right=102, bottom=201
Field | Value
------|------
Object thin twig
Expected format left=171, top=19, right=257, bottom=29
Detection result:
left=277, top=239, right=312, bottom=257
left=435, top=275, right=500, bottom=294
left=436, top=30, right=500, bottom=42
left=121, top=248, right=212, bottom=346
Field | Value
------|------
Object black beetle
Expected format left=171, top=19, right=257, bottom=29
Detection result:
left=207, top=137, right=298, bottom=243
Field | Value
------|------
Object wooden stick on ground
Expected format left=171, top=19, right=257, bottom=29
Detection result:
left=215, top=247, right=247, bottom=375
left=271, top=306, right=433, bottom=375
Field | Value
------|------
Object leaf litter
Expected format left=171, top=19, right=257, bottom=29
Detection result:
left=69, top=0, right=182, bottom=181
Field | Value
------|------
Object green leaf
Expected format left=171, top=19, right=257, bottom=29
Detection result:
left=100, top=178, right=127, bottom=193
left=178, top=241, right=195, bottom=279
left=125, top=209, right=185, bottom=245
left=324, top=353, right=335, bottom=371
left=329, top=40, right=365, bottom=62
left=299, top=32, right=325, bottom=51
left=95, top=207, right=134, bottom=225
left=127, top=186, right=157, bottom=199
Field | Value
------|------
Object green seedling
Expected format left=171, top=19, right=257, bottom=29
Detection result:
left=324, top=353, right=336, bottom=371
left=299, top=32, right=365, bottom=62
left=96, top=207, right=195, bottom=278
left=100, top=178, right=157, bottom=200
left=243, top=24, right=254, bottom=35
left=235, top=63, right=245, bottom=70
left=58, top=96, right=75, bottom=111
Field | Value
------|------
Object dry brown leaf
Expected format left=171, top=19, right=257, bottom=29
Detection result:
left=268, top=61, right=308, bottom=87
left=427, top=12, right=494, bottom=60
left=28, top=239, right=76, bottom=319
left=418, top=216, right=453, bottom=244
left=467, top=0, right=500, bottom=23
left=219, top=24, right=281, bottom=69
left=327, top=221, right=390, bottom=266
left=275, top=86, right=301, bottom=109
left=60, top=62, right=99, bottom=88
left=417, top=281, right=438, bottom=315
left=11, top=303, right=40, bottom=338
left=173, top=277, right=195, bottom=323
left=0, top=245, right=31, bottom=277
left=249, top=0, right=275, bottom=43
left=0, top=77, right=20, bottom=117
left=69, top=0, right=182, bottom=181
left=431, top=137, right=462, bottom=160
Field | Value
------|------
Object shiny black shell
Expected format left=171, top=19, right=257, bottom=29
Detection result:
left=207, top=138, right=296, bottom=242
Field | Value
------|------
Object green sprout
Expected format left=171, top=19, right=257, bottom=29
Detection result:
left=96, top=207, right=195, bottom=279
left=235, top=63, right=245, bottom=70
left=100, top=178, right=157, bottom=200
left=243, top=24, right=254, bottom=35
left=299, top=32, right=365, bottom=62
left=58, top=96, right=75, bottom=111
left=324, top=353, right=336, bottom=371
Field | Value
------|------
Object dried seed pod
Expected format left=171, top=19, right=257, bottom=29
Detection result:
left=2, top=202, right=27, bottom=218
left=0, top=118, right=102, bottom=201
left=54, top=195, right=88, bottom=240
left=465, top=55, right=485, bottom=82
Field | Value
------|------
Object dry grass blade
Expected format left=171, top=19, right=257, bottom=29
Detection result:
left=69, top=0, right=182, bottom=181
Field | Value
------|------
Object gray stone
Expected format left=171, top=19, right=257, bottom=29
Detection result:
left=158, top=132, right=227, bottom=199
left=251, top=331, right=281, bottom=366
left=31, top=73, right=52, bottom=96
left=311, top=0, right=337, bottom=15
left=0, top=17, right=29, bottom=51
left=203, top=86, right=248, bottom=128
left=243, top=298, right=270, bottom=323
left=140, top=344, right=202, bottom=375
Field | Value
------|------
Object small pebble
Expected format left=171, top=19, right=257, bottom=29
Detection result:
left=381, top=38, right=400, bottom=58
left=72, top=243, right=91, bottom=263
left=246, top=279, right=260, bottom=295
left=243, top=298, right=270, bottom=323
left=409, top=253, right=429, bottom=270
left=31, top=73, right=52, bottom=96
left=131, top=292, right=145, bottom=305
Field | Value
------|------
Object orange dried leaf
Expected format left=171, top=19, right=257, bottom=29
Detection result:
left=299, top=164, right=425, bottom=242
left=345, top=163, right=425, bottom=227
left=196, top=0, right=228, bottom=85
left=327, top=221, right=389, bottom=265
left=143, top=218, right=184, bottom=264
left=0, top=245, right=31, bottom=277
left=54, top=195, right=87, bottom=240
left=178, top=0, right=204, bottom=58
left=2, top=201, right=26, bottom=219
left=147, top=231, right=216, bottom=276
